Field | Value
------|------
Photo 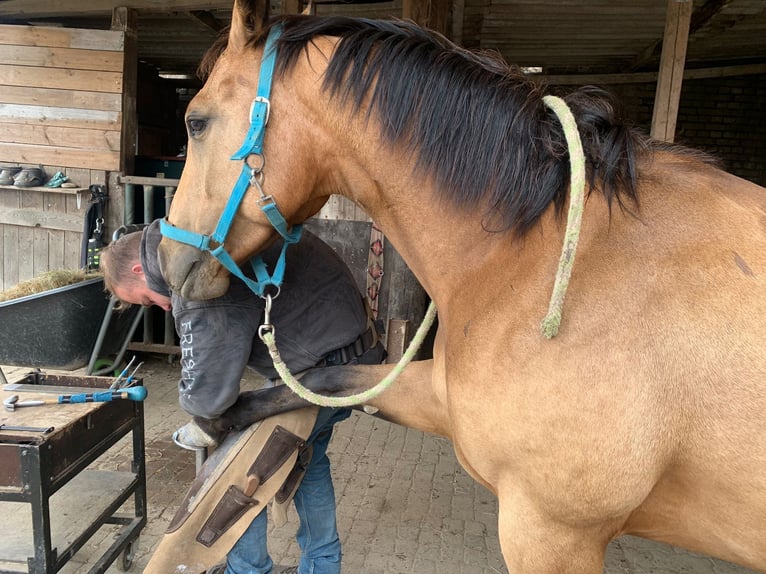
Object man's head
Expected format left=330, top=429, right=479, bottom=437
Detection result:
left=101, top=231, right=172, bottom=311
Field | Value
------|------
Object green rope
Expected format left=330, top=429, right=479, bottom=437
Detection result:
left=261, top=301, right=437, bottom=407
left=540, top=95, right=587, bottom=339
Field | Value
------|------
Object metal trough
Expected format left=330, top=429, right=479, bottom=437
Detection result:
left=0, top=277, right=136, bottom=370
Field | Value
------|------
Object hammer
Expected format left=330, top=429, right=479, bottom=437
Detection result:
left=4, top=386, right=147, bottom=411
left=3, top=395, right=45, bottom=411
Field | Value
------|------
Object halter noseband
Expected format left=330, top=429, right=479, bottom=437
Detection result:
left=160, top=23, right=301, bottom=298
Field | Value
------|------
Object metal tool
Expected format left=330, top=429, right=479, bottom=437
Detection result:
left=4, top=386, right=148, bottom=411
left=108, top=356, right=138, bottom=390
left=116, top=361, right=144, bottom=390
left=0, top=423, right=54, bottom=434
left=3, top=395, right=45, bottom=411
left=58, top=386, right=148, bottom=404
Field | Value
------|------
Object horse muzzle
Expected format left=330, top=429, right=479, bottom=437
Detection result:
left=158, top=239, right=231, bottom=300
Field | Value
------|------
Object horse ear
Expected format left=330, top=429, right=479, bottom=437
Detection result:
left=229, top=0, right=270, bottom=52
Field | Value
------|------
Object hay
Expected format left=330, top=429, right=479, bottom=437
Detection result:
left=0, top=270, right=102, bottom=303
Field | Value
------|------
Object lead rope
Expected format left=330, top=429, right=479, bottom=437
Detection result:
left=259, top=295, right=437, bottom=407
left=259, top=96, right=583, bottom=407
left=540, top=95, right=586, bottom=339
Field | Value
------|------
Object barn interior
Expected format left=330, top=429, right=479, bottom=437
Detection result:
left=0, top=1, right=764, bottom=572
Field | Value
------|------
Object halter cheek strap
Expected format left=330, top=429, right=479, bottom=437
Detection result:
left=161, top=23, right=301, bottom=298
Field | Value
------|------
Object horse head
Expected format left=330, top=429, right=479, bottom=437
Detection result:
left=159, top=1, right=330, bottom=300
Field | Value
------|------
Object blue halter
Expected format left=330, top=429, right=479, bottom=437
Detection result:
left=160, top=23, right=302, bottom=298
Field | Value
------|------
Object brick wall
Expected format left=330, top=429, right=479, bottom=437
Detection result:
left=608, top=74, right=766, bottom=187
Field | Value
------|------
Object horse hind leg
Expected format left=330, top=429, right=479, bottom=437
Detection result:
left=497, top=492, right=615, bottom=573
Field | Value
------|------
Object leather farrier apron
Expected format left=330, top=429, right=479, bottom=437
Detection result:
left=144, top=407, right=319, bottom=574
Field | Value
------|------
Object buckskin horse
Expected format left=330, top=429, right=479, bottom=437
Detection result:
left=157, top=2, right=766, bottom=572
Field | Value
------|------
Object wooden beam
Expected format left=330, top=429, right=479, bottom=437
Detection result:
left=0, top=44, right=123, bottom=72
left=402, top=0, right=450, bottom=35
left=0, top=141, right=120, bottom=171
left=627, top=0, right=729, bottom=72
left=0, top=64, right=122, bottom=94
left=187, top=10, right=225, bottom=33
left=0, top=103, right=121, bottom=131
left=537, top=62, right=766, bottom=86
left=281, top=0, right=303, bottom=15
left=0, top=206, right=84, bottom=233
left=651, top=0, right=692, bottom=143
left=0, top=24, right=124, bottom=51
left=451, top=0, right=465, bottom=44
left=112, top=7, right=137, bottom=175
left=0, top=85, right=121, bottom=112
left=0, top=1, right=233, bottom=17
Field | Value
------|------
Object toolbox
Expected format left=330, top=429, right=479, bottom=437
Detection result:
left=0, top=371, right=146, bottom=573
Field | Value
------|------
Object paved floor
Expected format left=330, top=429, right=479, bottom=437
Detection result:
left=5, top=356, right=758, bottom=574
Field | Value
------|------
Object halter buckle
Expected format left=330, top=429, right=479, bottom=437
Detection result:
left=250, top=96, right=271, bottom=126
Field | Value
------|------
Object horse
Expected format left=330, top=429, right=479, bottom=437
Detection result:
left=158, top=3, right=766, bottom=572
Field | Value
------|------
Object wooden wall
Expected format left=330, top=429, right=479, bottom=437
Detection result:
left=312, top=197, right=432, bottom=361
left=0, top=24, right=125, bottom=291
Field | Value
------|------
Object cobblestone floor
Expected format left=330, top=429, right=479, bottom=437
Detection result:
left=7, top=355, right=756, bottom=574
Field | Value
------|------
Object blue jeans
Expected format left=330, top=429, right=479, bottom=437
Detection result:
left=224, top=407, right=351, bottom=574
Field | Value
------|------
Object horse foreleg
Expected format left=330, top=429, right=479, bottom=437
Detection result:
left=194, top=386, right=312, bottom=441
left=195, top=359, right=448, bottom=441
left=497, top=491, right=615, bottom=573
left=298, top=359, right=450, bottom=437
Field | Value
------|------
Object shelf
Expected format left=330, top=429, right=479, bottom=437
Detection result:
left=0, top=470, right=138, bottom=565
left=0, top=184, right=88, bottom=195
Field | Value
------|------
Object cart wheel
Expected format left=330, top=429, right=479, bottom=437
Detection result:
left=122, top=538, right=138, bottom=571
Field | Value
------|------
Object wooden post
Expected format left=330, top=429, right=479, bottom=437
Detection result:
left=112, top=7, right=138, bottom=175
left=651, top=0, right=692, bottom=142
left=281, top=0, right=302, bottom=15
left=402, top=0, right=450, bottom=36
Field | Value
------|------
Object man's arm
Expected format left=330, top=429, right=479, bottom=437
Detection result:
left=174, top=296, right=262, bottom=419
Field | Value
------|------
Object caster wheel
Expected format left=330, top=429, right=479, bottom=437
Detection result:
left=122, top=538, right=138, bottom=571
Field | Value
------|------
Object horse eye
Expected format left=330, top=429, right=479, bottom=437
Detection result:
left=187, top=118, right=208, bottom=137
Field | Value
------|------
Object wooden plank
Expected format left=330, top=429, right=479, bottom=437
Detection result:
left=452, top=0, right=465, bottom=43
left=0, top=64, right=122, bottom=94
left=33, top=216, right=48, bottom=274
left=64, top=167, right=93, bottom=195
left=119, top=175, right=180, bottom=186
left=0, top=45, right=123, bottom=72
left=0, top=85, right=121, bottom=112
left=385, top=319, right=410, bottom=364
left=0, top=24, right=124, bottom=52
left=0, top=189, right=20, bottom=290
left=1, top=222, right=19, bottom=290
left=0, top=142, right=120, bottom=171
left=0, top=184, right=87, bottom=196
left=0, top=123, right=120, bottom=153
left=16, top=191, right=41, bottom=281
left=112, top=7, right=137, bottom=174
left=0, top=207, right=83, bottom=233
left=0, top=104, right=121, bottom=130
left=651, top=0, right=692, bottom=142
left=46, top=187, right=67, bottom=271
left=315, top=195, right=370, bottom=222
left=402, top=0, right=450, bottom=35
left=0, top=0, right=238, bottom=16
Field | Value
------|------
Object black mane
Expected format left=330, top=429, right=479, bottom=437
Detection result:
left=263, top=16, right=654, bottom=235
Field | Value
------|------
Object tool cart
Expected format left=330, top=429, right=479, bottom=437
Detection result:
left=0, top=371, right=146, bottom=573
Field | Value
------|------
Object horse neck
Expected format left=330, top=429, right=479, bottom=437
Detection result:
left=340, top=168, right=563, bottom=311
